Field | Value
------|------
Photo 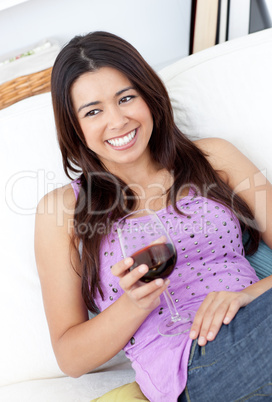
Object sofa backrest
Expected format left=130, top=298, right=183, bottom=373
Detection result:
left=160, top=27, right=272, bottom=182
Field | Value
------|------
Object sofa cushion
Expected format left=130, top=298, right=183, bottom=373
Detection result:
left=0, top=93, right=69, bottom=385
left=91, top=381, right=148, bottom=402
left=159, top=28, right=272, bottom=183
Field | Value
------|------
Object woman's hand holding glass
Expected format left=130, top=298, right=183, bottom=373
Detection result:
left=116, top=209, right=195, bottom=336
left=111, top=256, right=170, bottom=312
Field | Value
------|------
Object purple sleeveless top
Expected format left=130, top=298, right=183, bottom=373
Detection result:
left=71, top=180, right=259, bottom=402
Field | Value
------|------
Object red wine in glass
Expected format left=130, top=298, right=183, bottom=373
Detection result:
left=117, top=208, right=194, bottom=336
left=130, top=243, right=177, bottom=283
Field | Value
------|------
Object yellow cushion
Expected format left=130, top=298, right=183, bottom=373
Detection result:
left=91, top=381, right=149, bottom=401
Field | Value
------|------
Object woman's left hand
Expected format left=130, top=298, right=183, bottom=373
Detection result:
left=189, top=290, right=254, bottom=346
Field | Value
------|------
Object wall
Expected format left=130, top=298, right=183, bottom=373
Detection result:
left=0, top=0, right=192, bottom=70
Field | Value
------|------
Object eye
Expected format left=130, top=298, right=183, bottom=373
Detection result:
left=85, top=109, right=101, bottom=117
left=119, top=95, right=135, bottom=104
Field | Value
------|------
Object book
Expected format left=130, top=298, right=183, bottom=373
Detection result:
left=190, top=0, right=219, bottom=53
left=218, top=0, right=229, bottom=43
left=228, top=0, right=250, bottom=40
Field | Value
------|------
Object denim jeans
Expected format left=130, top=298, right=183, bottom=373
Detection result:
left=178, top=287, right=272, bottom=402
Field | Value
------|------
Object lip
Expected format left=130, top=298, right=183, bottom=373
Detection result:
left=105, top=129, right=138, bottom=151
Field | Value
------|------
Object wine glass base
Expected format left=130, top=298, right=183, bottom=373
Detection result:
left=158, top=310, right=195, bottom=337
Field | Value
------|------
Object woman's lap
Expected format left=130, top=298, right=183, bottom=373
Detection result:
left=179, top=287, right=272, bottom=402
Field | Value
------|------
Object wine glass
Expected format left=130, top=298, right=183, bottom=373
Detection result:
left=117, top=209, right=194, bottom=336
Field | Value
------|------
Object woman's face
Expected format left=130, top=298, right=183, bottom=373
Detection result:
left=71, top=67, right=154, bottom=174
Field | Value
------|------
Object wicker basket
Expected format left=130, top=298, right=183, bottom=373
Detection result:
left=0, top=67, right=52, bottom=110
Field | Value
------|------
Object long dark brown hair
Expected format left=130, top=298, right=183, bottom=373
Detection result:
left=51, top=31, right=260, bottom=313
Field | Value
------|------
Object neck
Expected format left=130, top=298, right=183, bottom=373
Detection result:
left=104, top=149, right=161, bottom=187
left=102, top=152, right=174, bottom=210
left=122, top=164, right=173, bottom=211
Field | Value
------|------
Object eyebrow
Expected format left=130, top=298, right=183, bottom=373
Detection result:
left=77, top=86, right=135, bottom=113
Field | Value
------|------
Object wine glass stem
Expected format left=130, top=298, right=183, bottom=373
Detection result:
left=163, top=289, right=181, bottom=323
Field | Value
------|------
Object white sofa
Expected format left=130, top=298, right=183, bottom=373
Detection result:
left=1, top=28, right=272, bottom=402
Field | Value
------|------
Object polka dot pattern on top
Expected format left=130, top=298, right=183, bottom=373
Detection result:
left=96, top=189, right=258, bottom=315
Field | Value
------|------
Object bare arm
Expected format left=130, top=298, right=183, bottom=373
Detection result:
left=190, top=138, right=272, bottom=345
left=35, top=185, right=167, bottom=377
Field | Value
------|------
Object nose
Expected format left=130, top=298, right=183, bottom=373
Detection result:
left=107, top=105, right=129, bottom=131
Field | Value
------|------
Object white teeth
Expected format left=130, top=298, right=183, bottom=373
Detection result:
left=107, top=129, right=136, bottom=147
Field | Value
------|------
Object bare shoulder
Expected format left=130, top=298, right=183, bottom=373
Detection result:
left=35, top=183, right=78, bottom=272
left=193, top=137, right=231, bottom=151
left=193, top=137, right=250, bottom=174
left=194, top=137, right=237, bottom=162
left=36, top=183, right=77, bottom=234
left=35, top=183, right=83, bottom=299
left=37, top=183, right=76, bottom=214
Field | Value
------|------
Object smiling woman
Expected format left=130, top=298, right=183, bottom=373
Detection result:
left=71, top=67, right=153, bottom=172
left=35, top=30, right=272, bottom=402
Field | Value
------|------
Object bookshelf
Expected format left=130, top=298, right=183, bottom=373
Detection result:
left=190, top=0, right=269, bottom=54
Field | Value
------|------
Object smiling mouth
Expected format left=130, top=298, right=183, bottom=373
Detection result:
left=106, top=129, right=136, bottom=147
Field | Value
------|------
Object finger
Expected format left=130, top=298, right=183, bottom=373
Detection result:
left=204, top=295, right=244, bottom=342
left=149, top=235, right=167, bottom=245
left=189, top=294, right=215, bottom=341
left=197, top=295, right=242, bottom=345
left=120, top=263, right=150, bottom=291
left=202, top=302, right=232, bottom=343
left=196, top=308, right=219, bottom=346
left=130, top=278, right=170, bottom=310
left=111, top=257, right=133, bottom=277
left=119, top=262, right=171, bottom=292
left=190, top=293, right=227, bottom=345
left=223, top=297, right=241, bottom=325
left=131, top=278, right=170, bottom=300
